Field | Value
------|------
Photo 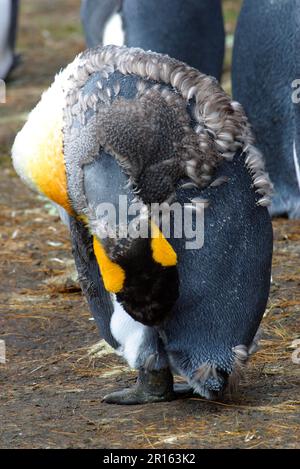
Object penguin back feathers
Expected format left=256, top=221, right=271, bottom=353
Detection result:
left=12, top=45, right=273, bottom=214
left=61, top=45, right=272, bottom=213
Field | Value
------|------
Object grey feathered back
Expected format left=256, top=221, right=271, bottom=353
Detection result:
left=63, top=45, right=273, bottom=214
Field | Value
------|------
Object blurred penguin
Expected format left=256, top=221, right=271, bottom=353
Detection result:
left=233, top=0, right=300, bottom=218
left=0, top=0, right=19, bottom=80
left=81, top=0, right=225, bottom=81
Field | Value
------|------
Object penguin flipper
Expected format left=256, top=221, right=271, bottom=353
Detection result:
left=69, top=215, right=118, bottom=349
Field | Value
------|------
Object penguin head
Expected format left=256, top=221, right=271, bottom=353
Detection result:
left=93, top=224, right=179, bottom=326
left=116, top=239, right=179, bottom=326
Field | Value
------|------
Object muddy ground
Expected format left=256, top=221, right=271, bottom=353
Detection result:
left=0, top=0, right=299, bottom=449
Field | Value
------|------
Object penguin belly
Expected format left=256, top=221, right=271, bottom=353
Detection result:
left=232, top=0, right=300, bottom=219
left=122, top=0, right=225, bottom=80
left=162, top=153, right=273, bottom=398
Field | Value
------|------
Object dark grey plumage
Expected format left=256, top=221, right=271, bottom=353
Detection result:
left=81, top=0, right=225, bottom=80
left=233, top=0, right=300, bottom=219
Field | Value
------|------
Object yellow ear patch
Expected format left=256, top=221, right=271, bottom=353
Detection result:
left=151, top=223, right=177, bottom=267
left=93, top=236, right=125, bottom=293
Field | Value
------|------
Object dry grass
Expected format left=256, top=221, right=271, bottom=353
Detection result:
left=0, top=0, right=299, bottom=450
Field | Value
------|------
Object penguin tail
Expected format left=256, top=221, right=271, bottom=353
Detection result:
left=170, top=337, right=260, bottom=400
left=188, top=353, right=246, bottom=400
left=243, top=142, right=274, bottom=207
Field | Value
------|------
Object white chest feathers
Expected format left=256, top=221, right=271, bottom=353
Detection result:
left=110, top=297, right=147, bottom=369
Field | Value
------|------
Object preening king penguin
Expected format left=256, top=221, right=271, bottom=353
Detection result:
left=233, top=0, right=300, bottom=219
left=12, top=45, right=273, bottom=404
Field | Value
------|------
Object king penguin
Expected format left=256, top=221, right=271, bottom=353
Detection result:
left=81, top=0, right=225, bottom=81
left=0, top=0, right=19, bottom=80
left=12, top=45, right=273, bottom=404
left=232, top=0, right=300, bottom=219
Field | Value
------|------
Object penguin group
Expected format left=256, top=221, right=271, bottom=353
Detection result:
left=81, top=0, right=300, bottom=219
left=12, top=0, right=298, bottom=404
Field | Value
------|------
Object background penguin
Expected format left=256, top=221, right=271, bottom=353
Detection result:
left=81, top=0, right=225, bottom=81
left=0, top=0, right=19, bottom=80
left=232, top=0, right=300, bottom=219
left=81, top=0, right=122, bottom=50
left=12, top=45, right=273, bottom=404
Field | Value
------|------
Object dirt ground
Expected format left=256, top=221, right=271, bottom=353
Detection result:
left=0, top=0, right=299, bottom=449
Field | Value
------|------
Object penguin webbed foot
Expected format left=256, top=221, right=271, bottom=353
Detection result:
left=102, top=368, right=193, bottom=405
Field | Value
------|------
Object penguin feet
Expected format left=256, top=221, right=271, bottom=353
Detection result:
left=102, top=368, right=193, bottom=405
